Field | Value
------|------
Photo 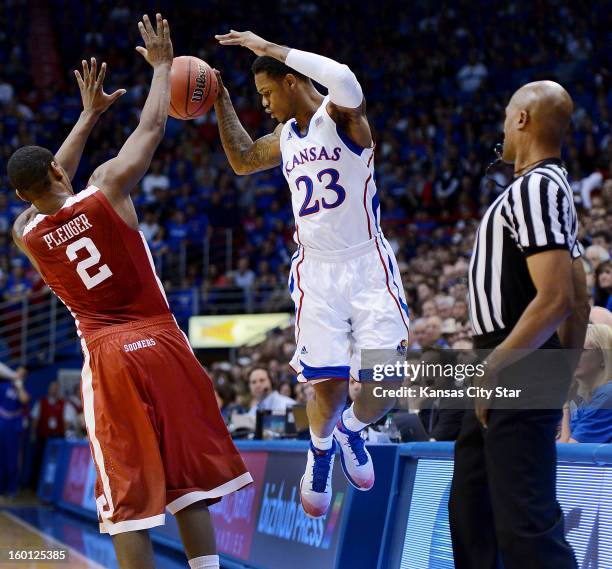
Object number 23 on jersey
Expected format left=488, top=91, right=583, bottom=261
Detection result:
left=297, top=168, right=346, bottom=217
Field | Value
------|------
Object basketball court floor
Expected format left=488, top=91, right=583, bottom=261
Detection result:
left=0, top=504, right=186, bottom=569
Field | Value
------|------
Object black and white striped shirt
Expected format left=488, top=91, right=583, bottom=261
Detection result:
left=468, top=158, right=581, bottom=346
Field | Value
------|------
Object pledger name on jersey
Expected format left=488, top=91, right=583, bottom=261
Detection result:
left=42, top=214, right=93, bottom=250
left=123, top=338, right=157, bottom=353
left=284, top=146, right=341, bottom=176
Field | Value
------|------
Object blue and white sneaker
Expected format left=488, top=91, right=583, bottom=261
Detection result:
left=300, top=441, right=336, bottom=518
left=333, top=418, right=375, bottom=491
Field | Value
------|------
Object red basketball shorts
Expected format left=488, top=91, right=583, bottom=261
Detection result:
left=79, top=314, right=252, bottom=535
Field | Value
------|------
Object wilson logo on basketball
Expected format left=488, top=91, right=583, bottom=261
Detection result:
left=191, top=63, right=207, bottom=102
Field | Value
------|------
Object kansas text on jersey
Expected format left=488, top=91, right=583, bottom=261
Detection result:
left=280, top=95, right=379, bottom=251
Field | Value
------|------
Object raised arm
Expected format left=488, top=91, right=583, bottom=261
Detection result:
left=55, top=58, right=126, bottom=180
left=216, top=30, right=372, bottom=148
left=89, top=14, right=172, bottom=198
left=213, top=70, right=282, bottom=175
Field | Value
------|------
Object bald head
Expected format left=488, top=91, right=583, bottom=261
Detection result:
left=511, top=81, right=573, bottom=140
left=502, top=80, right=573, bottom=163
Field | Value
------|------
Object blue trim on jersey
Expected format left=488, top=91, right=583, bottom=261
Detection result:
left=291, top=119, right=311, bottom=139
left=381, top=241, right=410, bottom=320
left=300, top=360, right=350, bottom=380
left=335, top=124, right=365, bottom=156
left=358, top=368, right=404, bottom=382
left=371, top=189, right=380, bottom=231
left=289, top=273, right=295, bottom=293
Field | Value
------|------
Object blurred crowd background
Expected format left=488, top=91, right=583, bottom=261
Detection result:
left=1, top=0, right=612, bottom=483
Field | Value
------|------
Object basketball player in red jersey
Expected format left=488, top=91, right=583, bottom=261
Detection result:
left=8, top=15, right=250, bottom=569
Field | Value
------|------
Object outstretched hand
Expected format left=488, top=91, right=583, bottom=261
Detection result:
left=215, top=30, right=269, bottom=56
left=74, top=58, right=126, bottom=115
left=136, top=13, right=173, bottom=67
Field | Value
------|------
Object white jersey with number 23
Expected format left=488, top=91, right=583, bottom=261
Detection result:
left=280, top=95, right=379, bottom=251
left=279, top=96, right=410, bottom=383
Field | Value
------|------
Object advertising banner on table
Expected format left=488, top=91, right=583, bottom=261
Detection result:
left=44, top=440, right=376, bottom=569
left=210, top=451, right=269, bottom=561
left=398, top=457, right=612, bottom=569
left=209, top=448, right=350, bottom=568
left=61, top=445, right=91, bottom=506
left=248, top=451, right=349, bottom=569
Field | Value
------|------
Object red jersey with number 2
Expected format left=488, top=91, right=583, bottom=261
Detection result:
left=22, top=186, right=170, bottom=339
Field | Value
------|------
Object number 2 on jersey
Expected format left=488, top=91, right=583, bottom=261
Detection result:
left=66, top=237, right=113, bottom=290
left=297, top=168, right=346, bottom=217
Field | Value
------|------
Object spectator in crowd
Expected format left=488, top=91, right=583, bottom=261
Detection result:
left=294, top=381, right=315, bottom=405
left=421, top=299, right=438, bottom=318
left=232, top=257, right=256, bottom=308
left=215, top=383, right=246, bottom=422
left=560, top=324, right=612, bottom=443
left=246, top=366, right=295, bottom=416
left=3, top=265, right=31, bottom=302
left=436, top=295, right=455, bottom=320
left=64, top=384, right=85, bottom=440
left=278, top=381, right=294, bottom=399
left=440, top=318, right=458, bottom=343
left=425, top=316, right=449, bottom=348
left=452, top=298, right=469, bottom=324
left=585, top=244, right=610, bottom=271
left=30, top=381, right=75, bottom=488
left=139, top=208, right=160, bottom=244
left=166, top=210, right=190, bottom=253
left=141, top=160, right=169, bottom=199
left=594, top=260, right=612, bottom=310
left=410, top=318, right=428, bottom=350
left=591, top=231, right=611, bottom=252
left=0, top=363, right=28, bottom=501
left=456, top=51, right=488, bottom=93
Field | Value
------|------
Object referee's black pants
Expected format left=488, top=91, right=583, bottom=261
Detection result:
left=449, top=407, right=577, bottom=569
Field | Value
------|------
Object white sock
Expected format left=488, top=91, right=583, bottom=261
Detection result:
left=188, top=555, right=219, bottom=569
left=342, top=404, right=369, bottom=432
left=310, top=429, right=333, bottom=450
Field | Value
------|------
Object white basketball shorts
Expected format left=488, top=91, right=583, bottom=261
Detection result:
left=288, top=235, right=410, bottom=382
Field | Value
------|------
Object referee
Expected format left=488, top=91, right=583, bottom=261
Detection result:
left=449, top=81, right=590, bottom=569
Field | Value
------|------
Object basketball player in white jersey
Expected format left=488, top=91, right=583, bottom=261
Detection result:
left=214, top=30, right=410, bottom=518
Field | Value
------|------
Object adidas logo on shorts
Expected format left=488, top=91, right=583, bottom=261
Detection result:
left=301, top=346, right=308, bottom=355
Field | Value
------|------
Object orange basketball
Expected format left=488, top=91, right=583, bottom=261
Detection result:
left=169, top=56, right=218, bottom=120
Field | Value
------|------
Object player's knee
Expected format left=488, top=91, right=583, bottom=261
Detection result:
left=315, top=385, right=346, bottom=420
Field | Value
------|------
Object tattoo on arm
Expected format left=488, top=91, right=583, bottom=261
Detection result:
left=215, top=93, right=281, bottom=174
